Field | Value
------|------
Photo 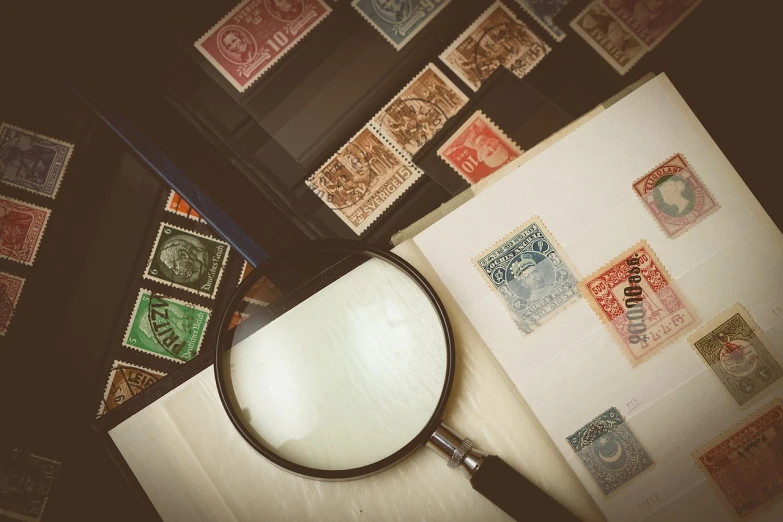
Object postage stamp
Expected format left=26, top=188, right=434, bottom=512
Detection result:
left=0, top=195, right=51, bottom=266
left=633, top=153, right=719, bottom=238
left=195, top=0, right=332, bottom=92
left=438, top=110, right=523, bottom=184
left=0, top=123, right=74, bottom=199
left=307, top=125, right=422, bottom=234
left=473, top=216, right=581, bottom=334
left=352, top=0, right=452, bottom=50
left=143, top=223, right=230, bottom=299
left=371, top=63, right=468, bottom=156
left=0, top=448, right=61, bottom=522
left=570, top=1, right=646, bottom=75
left=580, top=240, right=697, bottom=365
left=514, top=0, right=573, bottom=42
left=96, top=361, right=166, bottom=417
left=688, top=304, right=783, bottom=407
left=165, top=190, right=203, bottom=222
left=567, top=406, right=653, bottom=496
left=440, top=2, right=550, bottom=92
left=0, top=272, right=24, bottom=336
left=239, top=261, right=284, bottom=306
left=124, top=289, right=211, bottom=363
left=601, top=0, right=703, bottom=49
left=693, top=398, right=783, bottom=519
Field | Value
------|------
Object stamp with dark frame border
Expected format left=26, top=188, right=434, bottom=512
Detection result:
left=143, top=223, right=230, bottom=299
left=0, top=271, right=24, bottom=336
left=96, top=360, right=166, bottom=418
left=0, top=195, right=51, bottom=266
left=0, top=448, right=62, bottom=522
left=352, top=0, right=452, bottom=50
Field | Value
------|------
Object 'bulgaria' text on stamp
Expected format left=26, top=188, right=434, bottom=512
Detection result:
left=352, top=0, right=452, bottom=50
left=570, top=1, right=646, bottom=75
left=0, top=123, right=74, bottom=199
left=474, top=216, right=581, bottom=334
left=0, top=195, right=51, bottom=266
left=97, top=361, right=166, bottom=417
left=0, top=272, right=24, bottom=336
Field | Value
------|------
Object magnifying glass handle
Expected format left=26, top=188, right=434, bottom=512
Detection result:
left=427, top=424, right=579, bottom=522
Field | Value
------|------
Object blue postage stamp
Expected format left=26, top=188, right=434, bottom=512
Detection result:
left=514, top=0, right=572, bottom=42
left=0, top=123, right=74, bottom=199
left=473, top=216, right=580, bottom=334
left=352, top=0, right=452, bottom=50
left=567, top=407, right=654, bottom=496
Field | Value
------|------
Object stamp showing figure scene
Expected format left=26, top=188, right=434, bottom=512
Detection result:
left=0, top=448, right=62, bottom=522
left=124, top=289, right=211, bottom=363
left=693, top=399, right=783, bottom=519
left=0, top=272, right=24, bottom=336
left=144, top=223, right=230, bottom=299
left=688, top=304, right=782, bottom=406
left=601, top=0, right=703, bottom=49
left=195, top=0, right=332, bottom=92
left=514, top=0, right=573, bottom=42
left=633, top=153, right=719, bottom=238
left=307, top=125, right=422, bottom=235
left=353, top=0, right=452, bottom=50
left=473, top=216, right=581, bottom=334
left=570, top=1, right=646, bottom=75
left=567, top=406, right=653, bottom=496
left=580, top=240, right=697, bottom=365
left=0, top=123, right=74, bottom=199
left=438, top=110, right=523, bottom=184
left=371, top=63, right=467, bottom=156
left=165, top=190, right=203, bottom=222
left=440, top=2, right=550, bottom=91
left=0, top=195, right=51, bottom=266
left=97, top=361, right=166, bottom=417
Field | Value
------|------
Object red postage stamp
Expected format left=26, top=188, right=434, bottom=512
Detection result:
left=580, top=240, right=696, bottom=365
left=693, top=399, right=783, bottom=519
left=195, top=0, right=331, bottom=92
left=633, top=153, right=718, bottom=238
left=601, top=0, right=703, bottom=49
left=165, top=190, right=203, bottom=222
left=0, top=195, right=51, bottom=266
left=438, top=111, right=522, bottom=184
left=0, top=272, right=24, bottom=336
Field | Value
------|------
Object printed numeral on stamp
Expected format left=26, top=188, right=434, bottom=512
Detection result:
left=0, top=195, right=51, bottom=266
left=0, top=272, right=24, bottom=336
left=97, top=361, right=166, bottom=417
left=352, top=0, right=452, bottom=50
left=0, top=448, right=61, bottom=522
left=165, top=190, right=203, bottom=222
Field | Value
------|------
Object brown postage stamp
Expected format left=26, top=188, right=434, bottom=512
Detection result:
left=307, top=125, right=422, bottom=235
left=633, top=153, right=719, bottom=238
left=440, top=1, right=550, bottom=92
left=96, top=360, right=166, bottom=417
left=570, top=1, right=646, bottom=75
left=371, top=63, right=467, bottom=156
left=0, top=195, right=51, bottom=266
left=0, top=271, right=24, bottom=336
left=601, top=0, right=703, bottom=49
left=688, top=304, right=783, bottom=406
left=693, top=398, right=783, bottom=519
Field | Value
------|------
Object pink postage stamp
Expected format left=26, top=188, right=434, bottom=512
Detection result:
left=438, top=111, right=522, bottom=184
left=0, top=195, right=51, bottom=266
left=195, top=0, right=331, bottom=92
left=601, top=0, right=703, bottom=49
left=0, top=272, right=24, bottom=336
left=570, top=1, right=646, bottom=75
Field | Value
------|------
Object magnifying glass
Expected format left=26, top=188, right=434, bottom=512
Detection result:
left=215, top=240, right=578, bottom=521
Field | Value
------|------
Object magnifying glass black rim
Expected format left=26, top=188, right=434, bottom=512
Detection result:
left=215, top=239, right=456, bottom=481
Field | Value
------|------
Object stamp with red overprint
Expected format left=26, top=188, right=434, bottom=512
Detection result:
left=579, top=240, right=697, bottom=365
left=0, top=195, right=51, bottom=266
left=693, top=399, right=783, bottom=519
left=601, top=0, right=703, bottom=49
left=195, top=0, right=332, bottom=92
left=438, top=111, right=522, bottom=184
left=633, top=153, right=719, bottom=238
left=0, top=272, right=24, bottom=336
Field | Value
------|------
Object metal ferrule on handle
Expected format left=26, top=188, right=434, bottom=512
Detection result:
left=427, top=424, right=487, bottom=478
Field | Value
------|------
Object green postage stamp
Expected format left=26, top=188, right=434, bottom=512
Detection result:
left=124, top=289, right=210, bottom=363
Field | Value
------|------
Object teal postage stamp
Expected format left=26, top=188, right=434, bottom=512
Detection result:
left=124, top=289, right=210, bottom=363
left=144, top=223, right=230, bottom=299
left=352, top=0, right=452, bottom=50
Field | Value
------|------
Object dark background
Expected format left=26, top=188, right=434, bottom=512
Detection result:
left=1, top=1, right=781, bottom=520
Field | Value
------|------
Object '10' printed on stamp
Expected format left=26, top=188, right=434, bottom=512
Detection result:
left=352, top=0, right=452, bottom=50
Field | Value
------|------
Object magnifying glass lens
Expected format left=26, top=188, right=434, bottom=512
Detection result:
left=221, top=251, right=449, bottom=473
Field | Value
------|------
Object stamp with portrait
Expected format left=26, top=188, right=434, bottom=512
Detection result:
left=438, top=110, right=523, bottom=184
left=96, top=360, right=166, bottom=417
left=0, top=448, right=61, bottom=522
left=195, top=0, right=332, bottom=92
left=0, top=123, right=74, bottom=199
left=569, top=1, right=646, bottom=75
left=693, top=399, right=783, bottom=519
left=580, top=240, right=697, bottom=365
left=307, top=125, right=422, bottom=235
left=514, top=0, right=573, bottom=42
left=352, top=0, right=452, bottom=50
left=567, top=406, right=653, bottom=496
left=124, top=289, right=211, bottom=363
left=473, top=216, right=581, bottom=334
left=371, top=63, right=468, bottom=156
left=601, top=0, right=702, bottom=49
left=0, top=272, right=24, bottom=336
left=0, top=195, right=51, bottom=266
left=440, top=2, right=550, bottom=92
left=688, top=304, right=782, bottom=406
left=633, top=153, right=719, bottom=238
left=143, top=224, right=230, bottom=299
left=165, top=190, right=203, bottom=222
